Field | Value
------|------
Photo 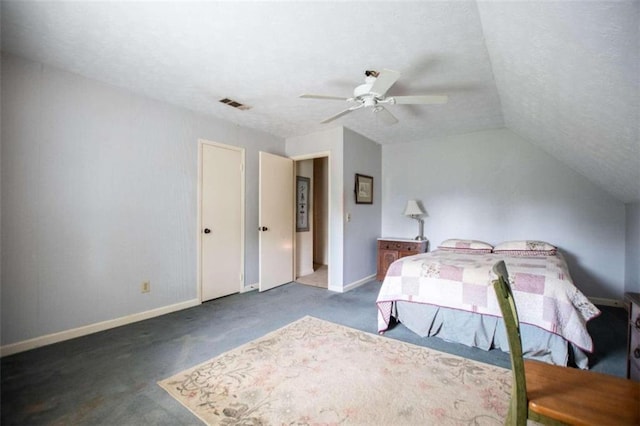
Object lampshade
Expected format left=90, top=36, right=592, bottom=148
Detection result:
left=403, top=200, right=425, bottom=216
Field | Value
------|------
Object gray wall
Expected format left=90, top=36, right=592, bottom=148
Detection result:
left=381, top=128, right=626, bottom=299
left=1, top=54, right=283, bottom=345
left=626, top=202, right=640, bottom=293
left=343, top=128, right=381, bottom=285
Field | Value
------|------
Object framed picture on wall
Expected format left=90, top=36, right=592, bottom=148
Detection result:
left=296, top=176, right=310, bottom=232
left=355, top=173, right=373, bottom=204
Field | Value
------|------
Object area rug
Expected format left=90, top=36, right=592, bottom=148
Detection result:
left=158, top=316, right=511, bottom=425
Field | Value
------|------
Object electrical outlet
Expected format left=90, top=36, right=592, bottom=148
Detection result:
left=141, top=281, right=150, bottom=293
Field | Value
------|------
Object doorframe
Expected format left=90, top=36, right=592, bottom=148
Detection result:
left=291, top=151, right=331, bottom=289
left=197, top=139, right=246, bottom=302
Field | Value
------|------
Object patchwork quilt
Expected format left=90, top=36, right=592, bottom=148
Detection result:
left=376, top=250, right=601, bottom=351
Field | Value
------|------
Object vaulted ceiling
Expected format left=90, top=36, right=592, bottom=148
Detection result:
left=2, top=1, right=638, bottom=202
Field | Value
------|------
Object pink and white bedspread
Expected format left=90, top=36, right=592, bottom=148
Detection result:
left=376, top=250, right=601, bottom=352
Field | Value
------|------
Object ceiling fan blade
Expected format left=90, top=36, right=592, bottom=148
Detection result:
left=374, top=106, right=398, bottom=125
left=369, top=69, right=401, bottom=97
left=320, top=103, right=364, bottom=123
left=392, top=95, right=448, bottom=105
left=321, top=108, right=355, bottom=124
left=300, top=94, right=349, bottom=101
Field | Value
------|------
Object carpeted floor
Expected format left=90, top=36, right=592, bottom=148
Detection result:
left=0, top=281, right=630, bottom=425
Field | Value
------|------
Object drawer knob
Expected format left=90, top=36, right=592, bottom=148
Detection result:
left=634, top=347, right=640, bottom=359
left=635, top=316, right=640, bottom=329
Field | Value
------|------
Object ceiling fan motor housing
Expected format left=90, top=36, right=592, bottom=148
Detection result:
left=354, top=79, right=387, bottom=107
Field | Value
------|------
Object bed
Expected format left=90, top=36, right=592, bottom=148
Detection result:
left=376, top=239, right=601, bottom=369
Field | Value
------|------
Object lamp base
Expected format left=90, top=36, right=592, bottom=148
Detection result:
left=413, top=217, right=426, bottom=241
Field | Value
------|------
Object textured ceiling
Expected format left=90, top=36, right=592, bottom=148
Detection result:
left=1, top=1, right=638, bottom=202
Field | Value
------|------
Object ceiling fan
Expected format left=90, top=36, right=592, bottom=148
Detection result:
left=300, top=69, right=448, bottom=125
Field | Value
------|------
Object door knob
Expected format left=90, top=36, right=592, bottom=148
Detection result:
left=204, top=228, right=211, bottom=234
left=259, top=226, right=269, bottom=231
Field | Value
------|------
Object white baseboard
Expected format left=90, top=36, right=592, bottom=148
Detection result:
left=341, top=274, right=377, bottom=293
left=241, top=283, right=259, bottom=293
left=589, top=297, right=625, bottom=308
left=1, top=298, right=201, bottom=357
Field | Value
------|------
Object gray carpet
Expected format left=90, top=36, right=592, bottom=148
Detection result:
left=0, top=281, right=629, bottom=425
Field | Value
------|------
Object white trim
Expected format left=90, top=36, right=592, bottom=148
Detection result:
left=197, top=139, right=246, bottom=302
left=290, top=150, right=331, bottom=162
left=241, top=283, right=259, bottom=293
left=588, top=297, right=625, bottom=308
left=341, top=274, right=376, bottom=293
left=1, top=299, right=201, bottom=357
left=290, top=152, right=332, bottom=289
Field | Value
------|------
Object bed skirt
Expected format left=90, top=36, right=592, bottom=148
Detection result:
left=395, top=301, right=589, bottom=369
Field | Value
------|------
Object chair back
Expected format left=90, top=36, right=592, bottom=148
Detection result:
left=492, top=261, right=528, bottom=426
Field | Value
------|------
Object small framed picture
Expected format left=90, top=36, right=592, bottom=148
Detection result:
left=296, top=176, right=310, bottom=231
left=355, top=173, right=373, bottom=204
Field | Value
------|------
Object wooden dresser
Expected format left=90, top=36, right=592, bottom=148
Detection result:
left=626, top=292, right=640, bottom=381
left=377, top=238, right=428, bottom=281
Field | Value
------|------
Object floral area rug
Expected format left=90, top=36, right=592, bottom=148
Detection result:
left=158, top=316, right=511, bottom=425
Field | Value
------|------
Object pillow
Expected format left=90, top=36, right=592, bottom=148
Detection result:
left=438, top=239, right=493, bottom=254
left=493, top=240, right=557, bottom=256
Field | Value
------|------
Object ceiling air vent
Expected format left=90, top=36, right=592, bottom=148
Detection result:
left=219, top=97, right=251, bottom=111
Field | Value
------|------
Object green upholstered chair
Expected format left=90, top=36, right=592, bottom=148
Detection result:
left=491, top=260, right=639, bottom=426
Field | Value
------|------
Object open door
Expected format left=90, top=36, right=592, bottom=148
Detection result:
left=259, top=152, right=294, bottom=291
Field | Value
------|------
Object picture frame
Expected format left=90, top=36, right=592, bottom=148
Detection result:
left=354, top=173, right=373, bottom=204
left=296, top=176, right=310, bottom=232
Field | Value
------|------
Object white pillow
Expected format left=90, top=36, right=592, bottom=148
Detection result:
left=493, top=240, right=557, bottom=256
left=438, top=239, right=493, bottom=253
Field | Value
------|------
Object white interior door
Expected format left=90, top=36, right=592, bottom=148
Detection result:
left=259, top=152, right=294, bottom=291
left=201, top=143, right=244, bottom=301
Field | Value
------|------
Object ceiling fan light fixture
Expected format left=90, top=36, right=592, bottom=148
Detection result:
left=363, top=97, right=377, bottom=108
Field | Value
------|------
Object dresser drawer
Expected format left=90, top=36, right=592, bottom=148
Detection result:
left=627, top=293, right=640, bottom=381
left=631, top=301, right=640, bottom=332
left=629, top=327, right=640, bottom=380
left=630, top=303, right=640, bottom=377
left=378, top=241, right=422, bottom=252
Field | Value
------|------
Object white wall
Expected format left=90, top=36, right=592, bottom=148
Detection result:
left=343, top=128, right=381, bottom=285
left=295, top=159, right=314, bottom=277
left=313, top=157, right=329, bottom=265
left=1, top=53, right=284, bottom=346
left=382, top=128, right=626, bottom=300
left=626, top=202, right=640, bottom=293
left=286, top=127, right=343, bottom=291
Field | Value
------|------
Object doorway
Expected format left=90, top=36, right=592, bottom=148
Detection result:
left=294, top=156, right=329, bottom=289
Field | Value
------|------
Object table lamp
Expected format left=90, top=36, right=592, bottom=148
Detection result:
left=404, top=199, right=426, bottom=240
